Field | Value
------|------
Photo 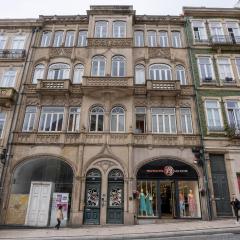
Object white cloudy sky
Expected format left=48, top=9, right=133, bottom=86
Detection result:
left=0, top=0, right=238, bottom=18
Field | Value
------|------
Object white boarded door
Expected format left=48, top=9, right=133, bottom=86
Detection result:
left=25, top=182, right=53, bottom=226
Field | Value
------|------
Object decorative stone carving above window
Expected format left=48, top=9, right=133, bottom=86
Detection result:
left=49, top=48, right=73, bottom=58
left=148, top=48, right=171, bottom=59
left=87, top=38, right=133, bottom=48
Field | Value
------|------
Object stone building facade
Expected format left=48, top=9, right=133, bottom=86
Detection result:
left=184, top=7, right=240, bottom=219
left=0, top=6, right=209, bottom=226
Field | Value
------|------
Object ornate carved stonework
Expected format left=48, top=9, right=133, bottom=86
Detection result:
left=70, top=98, right=82, bottom=105
left=87, top=38, right=133, bottom=48
left=49, top=48, right=73, bottom=58
left=26, top=97, right=39, bottom=105
left=86, top=77, right=131, bottom=86
left=148, top=48, right=171, bottom=59
left=93, top=160, right=116, bottom=173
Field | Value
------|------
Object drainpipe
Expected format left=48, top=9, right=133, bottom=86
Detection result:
left=0, top=26, right=38, bottom=222
left=184, top=18, right=212, bottom=220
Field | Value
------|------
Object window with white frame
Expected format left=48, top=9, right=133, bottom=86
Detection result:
left=176, top=65, right=187, bottom=85
left=226, top=100, right=240, bottom=130
left=90, top=106, right=104, bottom=132
left=235, top=58, right=240, bottom=78
left=73, top=64, right=84, bottom=84
left=113, top=21, right=126, bottom=38
left=172, top=31, right=182, bottom=48
left=134, top=31, right=144, bottom=47
left=135, top=64, right=145, bottom=84
left=205, top=100, right=223, bottom=131
left=147, top=31, right=157, bottom=47
left=180, top=108, right=193, bottom=134
left=94, top=21, right=108, bottom=38
left=32, top=64, right=45, bottom=84
left=0, top=69, right=17, bottom=87
left=159, top=31, right=169, bottom=47
left=192, top=21, right=208, bottom=41
left=68, top=107, right=80, bottom=132
left=135, top=107, right=146, bottom=133
left=91, top=56, right=106, bottom=76
left=78, top=30, right=87, bottom=47
left=39, top=107, right=64, bottom=132
left=217, top=57, right=233, bottom=81
left=151, top=108, right=176, bottom=134
left=40, top=31, right=51, bottom=47
left=149, top=64, right=172, bottom=80
left=226, top=22, right=240, bottom=43
left=53, top=31, right=64, bottom=47
left=65, top=31, right=75, bottom=47
left=47, top=63, right=70, bottom=80
left=198, top=57, right=214, bottom=81
left=110, top=107, right=125, bottom=132
left=0, top=112, right=6, bottom=138
left=209, top=22, right=225, bottom=42
left=0, top=36, right=7, bottom=49
left=11, top=35, right=26, bottom=49
left=111, top=56, right=125, bottom=77
left=22, top=106, right=37, bottom=132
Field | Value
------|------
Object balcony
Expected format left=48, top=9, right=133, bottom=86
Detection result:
left=226, top=125, right=240, bottom=139
left=0, top=88, right=17, bottom=107
left=36, top=79, right=71, bottom=95
left=146, top=80, right=181, bottom=96
left=211, top=35, right=240, bottom=50
left=0, top=49, right=26, bottom=60
left=87, top=38, right=133, bottom=48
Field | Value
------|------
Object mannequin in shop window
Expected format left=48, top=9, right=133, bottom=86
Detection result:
left=139, top=188, right=147, bottom=216
left=145, top=190, right=154, bottom=216
left=179, top=191, right=185, bottom=217
left=188, top=189, right=196, bottom=217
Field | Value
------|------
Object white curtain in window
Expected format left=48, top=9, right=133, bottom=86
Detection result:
left=73, top=64, right=84, bottom=83
left=47, top=63, right=70, bottom=79
left=32, top=64, right=45, bottom=84
left=135, top=64, right=145, bottom=84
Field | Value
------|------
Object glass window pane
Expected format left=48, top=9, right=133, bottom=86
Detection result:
left=118, top=115, right=124, bottom=131
left=111, top=115, right=117, bottom=131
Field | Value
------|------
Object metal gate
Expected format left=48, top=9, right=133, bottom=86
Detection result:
left=84, top=169, right=101, bottom=224
left=107, top=169, right=124, bottom=224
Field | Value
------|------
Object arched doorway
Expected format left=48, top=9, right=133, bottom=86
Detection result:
left=7, top=157, right=73, bottom=226
left=84, top=169, right=101, bottom=225
left=136, top=159, right=201, bottom=219
left=107, top=169, right=124, bottom=224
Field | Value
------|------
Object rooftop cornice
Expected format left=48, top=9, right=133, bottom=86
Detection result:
left=0, top=19, right=40, bottom=28
left=38, top=15, right=88, bottom=24
left=183, top=7, right=240, bottom=18
left=135, top=15, right=184, bottom=25
left=87, top=5, right=135, bottom=15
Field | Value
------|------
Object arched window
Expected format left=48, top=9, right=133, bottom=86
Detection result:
left=111, top=56, right=125, bottom=77
left=149, top=64, right=172, bottom=80
left=73, top=64, right=84, bottom=84
left=95, top=21, right=108, bottom=38
left=47, top=63, right=70, bottom=80
left=91, top=56, right=106, bottom=76
left=90, top=106, right=104, bottom=132
left=110, top=107, right=125, bottom=132
left=113, top=21, right=126, bottom=38
left=32, top=64, right=45, bottom=84
left=135, top=64, right=145, bottom=84
left=53, top=31, right=64, bottom=47
left=176, top=65, right=187, bottom=85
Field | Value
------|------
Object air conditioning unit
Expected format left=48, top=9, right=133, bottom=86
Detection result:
left=204, top=77, right=212, bottom=81
left=225, top=77, right=233, bottom=82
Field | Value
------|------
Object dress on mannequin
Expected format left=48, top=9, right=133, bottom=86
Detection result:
left=188, top=189, right=196, bottom=217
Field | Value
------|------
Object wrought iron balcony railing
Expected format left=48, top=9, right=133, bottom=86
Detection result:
left=0, top=49, right=26, bottom=59
left=211, top=35, right=240, bottom=45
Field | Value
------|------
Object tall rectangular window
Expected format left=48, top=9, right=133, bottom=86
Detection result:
left=12, top=36, right=26, bottom=49
left=151, top=108, right=176, bottom=134
left=1, top=69, right=17, bottom=87
left=210, top=22, right=225, bottom=42
left=205, top=100, right=223, bottom=131
left=159, top=31, right=169, bottom=47
left=217, top=58, right=233, bottom=81
left=94, top=21, right=108, bottom=38
left=40, top=31, right=51, bottom=47
left=22, top=106, right=37, bottom=132
left=113, top=21, right=126, bottom=38
left=53, top=31, right=64, bottom=47
left=39, top=107, right=64, bottom=132
left=134, top=31, right=144, bottom=47
left=192, top=21, right=207, bottom=42
left=198, top=57, right=214, bottom=81
left=78, top=31, right=87, bottom=47
left=172, top=31, right=182, bottom=48
left=236, top=58, right=240, bottom=78
left=68, top=107, right=80, bottom=132
left=227, top=22, right=240, bottom=43
left=180, top=108, right=193, bottom=134
left=0, top=36, right=7, bottom=49
left=226, top=101, right=240, bottom=130
left=0, top=112, right=6, bottom=138
left=147, top=31, right=157, bottom=47
left=135, top=107, right=146, bottom=133
left=65, top=31, right=75, bottom=47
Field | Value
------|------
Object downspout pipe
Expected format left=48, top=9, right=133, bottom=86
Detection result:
left=184, top=18, right=212, bottom=220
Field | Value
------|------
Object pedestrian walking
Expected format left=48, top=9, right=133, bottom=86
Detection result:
left=230, top=194, right=240, bottom=224
left=55, top=205, right=63, bottom=229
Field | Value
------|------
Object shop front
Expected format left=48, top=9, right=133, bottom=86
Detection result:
left=136, top=159, right=201, bottom=219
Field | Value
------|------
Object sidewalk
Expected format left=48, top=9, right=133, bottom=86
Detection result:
left=0, top=219, right=239, bottom=240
